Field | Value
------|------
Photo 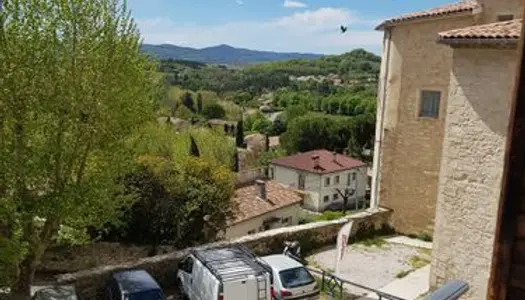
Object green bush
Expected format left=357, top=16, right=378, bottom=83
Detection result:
left=202, top=103, right=226, bottom=120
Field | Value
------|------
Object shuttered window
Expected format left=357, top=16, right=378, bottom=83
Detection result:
left=419, top=90, right=441, bottom=118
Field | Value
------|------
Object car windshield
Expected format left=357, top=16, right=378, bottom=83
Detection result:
left=125, top=291, right=163, bottom=300
left=279, top=267, right=315, bottom=289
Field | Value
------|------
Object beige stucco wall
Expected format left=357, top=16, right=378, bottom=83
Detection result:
left=225, top=204, right=301, bottom=239
left=430, top=47, right=517, bottom=300
left=270, top=164, right=367, bottom=212
left=477, top=0, right=523, bottom=23
left=377, top=16, right=474, bottom=235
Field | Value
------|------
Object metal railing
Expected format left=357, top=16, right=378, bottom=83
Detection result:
left=307, top=267, right=405, bottom=300
left=307, top=267, right=469, bottom=300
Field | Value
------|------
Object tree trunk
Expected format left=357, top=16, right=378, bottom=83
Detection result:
left=12, top=255, right=38, bottom=299
left=342, top=197, right=348, bottom=214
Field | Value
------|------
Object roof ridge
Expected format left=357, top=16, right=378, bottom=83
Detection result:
left=376, top=0, right=478, bottom=30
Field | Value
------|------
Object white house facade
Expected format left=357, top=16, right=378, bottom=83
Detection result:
left=269, top=150, right=367, bottom=212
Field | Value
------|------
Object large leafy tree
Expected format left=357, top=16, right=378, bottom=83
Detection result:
left=0, top=0, right=156, bottom=293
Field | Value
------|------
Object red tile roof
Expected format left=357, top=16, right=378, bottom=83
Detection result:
left=230, top=180, right=303, bottom=225
left=271, top=150, right=365, bottom=174
left=439, top=19, right=522, bottom=44
left=376, top=1, right=478, bottom=30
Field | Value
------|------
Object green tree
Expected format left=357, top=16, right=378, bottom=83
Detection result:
left=197, top=92, right=203, bottom=113
left=202, top=103, right=226, bottom=120
left=190, top=135, right=201, bottom=157
left=181, top=91, right=194, bottom=111
left=236, top=120, right=245, bottom=148
left=0, top=0, right=157, bottom=293
left=121, top=156, right=236, bottom=250
left=252, top=118, right=273, bottom=134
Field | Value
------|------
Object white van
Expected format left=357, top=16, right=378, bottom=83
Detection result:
left=258, top=255, right=320, bottom=300
left=177, top=244, right=272, bottom=300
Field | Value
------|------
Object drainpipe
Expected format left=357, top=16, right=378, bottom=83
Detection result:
left=370, top=27, right=392, bottom=212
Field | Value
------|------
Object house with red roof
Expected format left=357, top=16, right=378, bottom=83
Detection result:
left=269, top=150, right=367, bottom=212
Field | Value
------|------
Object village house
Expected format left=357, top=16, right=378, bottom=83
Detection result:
left=374, top=0, right=523, bottom=299
left=269, top=150, right=367, bottom=212
left=224, top=179, right=304, bottom=239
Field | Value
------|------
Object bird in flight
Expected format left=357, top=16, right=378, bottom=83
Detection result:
left=340, top=25, right=348, bottom=34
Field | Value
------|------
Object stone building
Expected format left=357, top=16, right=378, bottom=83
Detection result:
left=373, top=0, right=523, bottom=235
left=374, top=1, right=523, bottom=299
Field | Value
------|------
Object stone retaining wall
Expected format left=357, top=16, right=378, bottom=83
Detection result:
left=57, top=209, right=391, bottom=299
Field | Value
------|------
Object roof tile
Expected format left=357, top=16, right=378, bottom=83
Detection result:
left=231, top=180, right=303, bottom=225
left=376, top=1, right=478, bottom=30
left=439, top=19, right=522, bottom=42
left=271, top=150, right=365, bottom=174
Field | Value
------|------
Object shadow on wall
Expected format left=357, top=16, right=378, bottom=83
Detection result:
left=451, top=48, right=516, bottom=136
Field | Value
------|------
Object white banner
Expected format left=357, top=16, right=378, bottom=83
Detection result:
left=335, top=220, right=353, bottom=276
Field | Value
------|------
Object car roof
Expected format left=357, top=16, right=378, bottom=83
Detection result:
left=259, top=255, right=304, bottom=272
left=112, top=270, right=161, bottom=295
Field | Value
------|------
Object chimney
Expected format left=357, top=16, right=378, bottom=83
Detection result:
left=312, top=155, right=320, bottom=169
left=256, top=180, right=267, bottom=200
left=333, top=152, right=337, bottom=162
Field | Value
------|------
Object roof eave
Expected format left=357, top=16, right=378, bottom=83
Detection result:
left=376, top=10, right=474, bottom=31
left=438, top=37, right=519, bottom=47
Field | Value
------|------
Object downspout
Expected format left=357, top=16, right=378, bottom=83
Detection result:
left=370, top=27, right=392, bottom=211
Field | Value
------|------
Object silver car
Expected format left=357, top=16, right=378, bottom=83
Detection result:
left=258, top=255, right=320, bottom=300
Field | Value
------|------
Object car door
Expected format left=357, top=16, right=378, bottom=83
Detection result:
left=178, top=256, right=196, bottom=299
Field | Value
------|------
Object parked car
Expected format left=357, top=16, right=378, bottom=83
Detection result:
left=177, top=244, right=272, bottom=300
left=32, top=285, right=78, bottom=300
left=258, top=255, right=320, bottom=300
left=104, top=270, right=165, bottom=300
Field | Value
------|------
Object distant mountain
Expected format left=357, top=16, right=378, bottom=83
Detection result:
left=141, top=44, right=323, bottom=65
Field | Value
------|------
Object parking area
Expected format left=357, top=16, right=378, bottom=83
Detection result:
left=307, top=237, right=432, bottom=299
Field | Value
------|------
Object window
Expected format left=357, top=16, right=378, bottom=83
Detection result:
left=419, top=90, right=441, bottom=118
left=335, top=176, right=340, bottom=184
left=323, top=196, right=330, bottom=203
left=347, top=173, right=351, bottom=185
left=325, top=177, right=331, bottom=187
left=333, top=193, right=339, bottom=201
left=352, top=173, right=356, bottom=181
left=180, top=257, right=194, bottom=273
left=279, top=267, right=315, bottom=289
left=497, top=14, right=514, bottom=21
left=270, top=167, right=275, bottom=179
left=282, top=217, right=291, bottom=224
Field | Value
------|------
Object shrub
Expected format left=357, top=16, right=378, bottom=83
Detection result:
left=202, top=103, right=226, bottom=120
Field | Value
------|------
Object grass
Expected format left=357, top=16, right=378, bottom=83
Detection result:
left=408, top=232, right=433, bottom=242
left=396, top=270, right=412, bottom=279
left=408, top=255, right=431, bottom=269
left=356, top=236, right=387, bottom=248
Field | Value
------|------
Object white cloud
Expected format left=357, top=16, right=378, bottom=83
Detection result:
left=236, top=0, right=244, bottom=5
left=136, top=8, right=382, bottom=54
left=283, top=0, right=307, bottom=8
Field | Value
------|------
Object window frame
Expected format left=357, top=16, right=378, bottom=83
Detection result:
left=335, top=175, right=340, bottom=184
left=417, top=89, right=442, bottom=119
left=324, top=177, right=331, bottom=187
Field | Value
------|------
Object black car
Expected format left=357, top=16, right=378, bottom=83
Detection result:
left=105, top=270, right=165, bottom=300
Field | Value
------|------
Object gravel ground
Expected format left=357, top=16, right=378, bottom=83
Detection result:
left=308, top=243, right=425, bottom=298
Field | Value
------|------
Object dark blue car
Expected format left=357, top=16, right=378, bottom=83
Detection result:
left=104, top=270, right=165, bottom=300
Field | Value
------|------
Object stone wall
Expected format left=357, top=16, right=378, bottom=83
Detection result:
left=56, top=209, right=391, bottom=300
left=430, top=47, right=517, bottom=300
left=377, top=15, right=474, bottom=235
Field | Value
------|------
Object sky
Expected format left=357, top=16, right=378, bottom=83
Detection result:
left=128, top=0, right=456, bottom=55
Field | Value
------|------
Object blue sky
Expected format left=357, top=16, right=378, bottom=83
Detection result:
left=128, top=0, right=455, bottom=54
